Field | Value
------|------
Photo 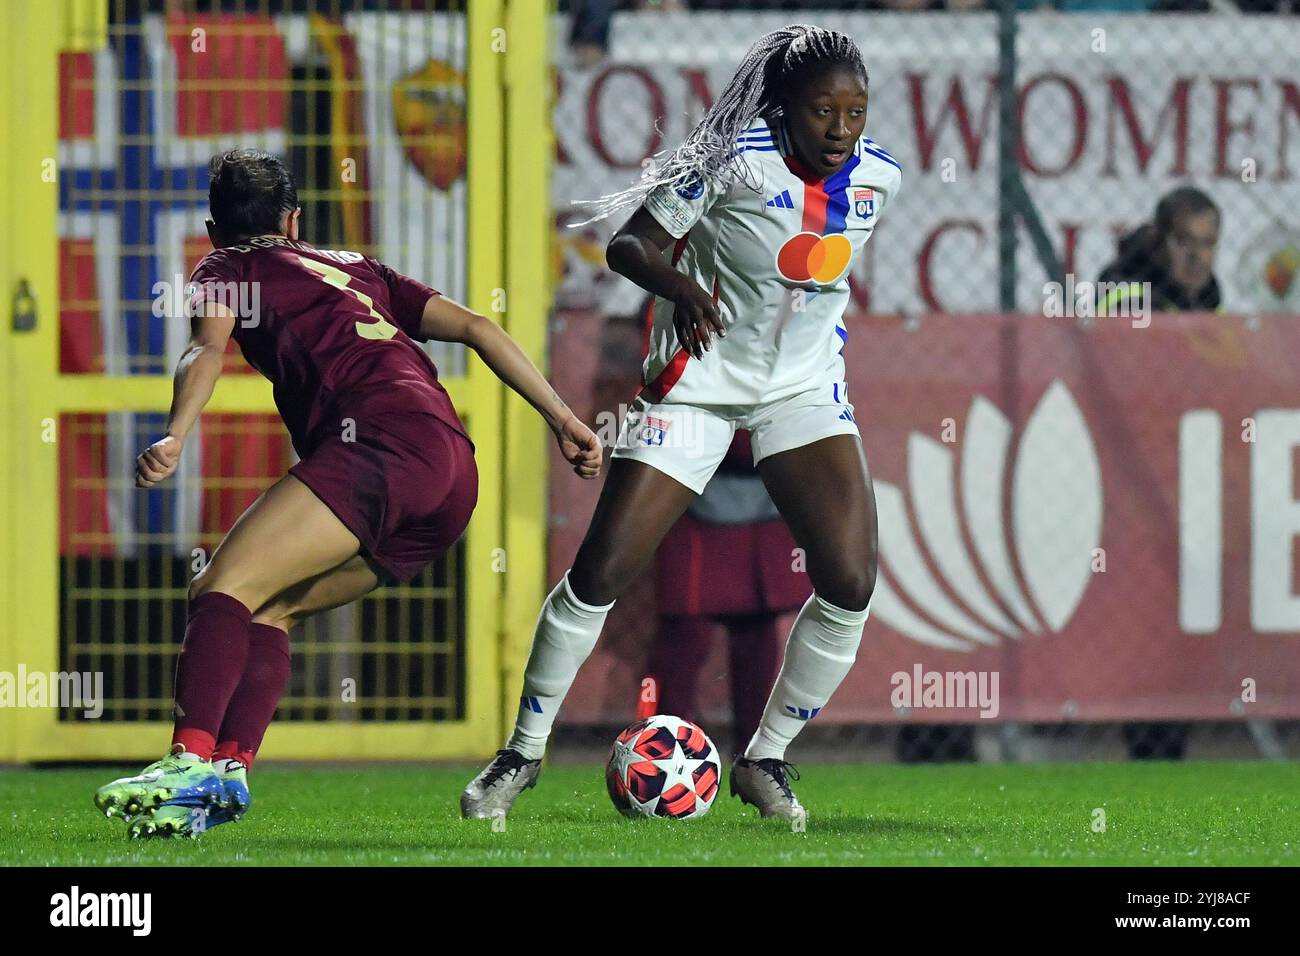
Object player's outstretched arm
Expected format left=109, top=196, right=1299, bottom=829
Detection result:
left=418, top=294, right=602, bottom=479
left=136, top=302, right=235, bottom=489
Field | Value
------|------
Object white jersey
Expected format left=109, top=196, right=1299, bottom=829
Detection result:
left=639, top=115, right=901, bottom=408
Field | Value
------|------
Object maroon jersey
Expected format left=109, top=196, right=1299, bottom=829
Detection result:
left=187, top=235, right=471, bottom=456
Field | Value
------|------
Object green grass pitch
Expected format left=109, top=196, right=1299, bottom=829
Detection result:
left=3, top=760, right=1297, bottom=866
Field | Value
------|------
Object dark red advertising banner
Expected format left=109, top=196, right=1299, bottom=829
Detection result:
left=549, top=311, right=1300, bottom=726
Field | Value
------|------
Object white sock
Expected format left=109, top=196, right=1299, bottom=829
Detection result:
left=745, top=592, right=870, bottom=762
left=505, top=570, right=615, bottom=760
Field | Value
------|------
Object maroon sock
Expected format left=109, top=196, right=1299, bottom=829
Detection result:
left=171, top=591, right=253, bottom=758
left=647, top=615, right=716, bottom=722
left=213, top=622, right=292, bottom=770
left=725, top=613, right=782, bottom=756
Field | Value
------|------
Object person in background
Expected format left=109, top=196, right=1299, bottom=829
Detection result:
left=1099, top=185, right=1221, bottom=758
left=1232, top=0, right=1299, bottom=11
left=643, top=431, right=810, bottom=758
left=568, top=0, right=687, bottom=69
left=1098, top=185, right=1223, bottom=314
left=568, top=0, right=615, bottom=68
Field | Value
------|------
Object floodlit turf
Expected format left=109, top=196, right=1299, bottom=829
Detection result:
left=2, top=760, right=1297, bottom=866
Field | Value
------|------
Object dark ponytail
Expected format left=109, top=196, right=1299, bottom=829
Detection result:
left=208, top=148, right=299, bottom=240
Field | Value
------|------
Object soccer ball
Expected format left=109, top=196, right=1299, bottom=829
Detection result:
left=605, top=715, right=722, bottom=819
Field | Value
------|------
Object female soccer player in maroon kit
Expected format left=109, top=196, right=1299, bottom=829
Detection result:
left=94, top=149, right=601, bottom=838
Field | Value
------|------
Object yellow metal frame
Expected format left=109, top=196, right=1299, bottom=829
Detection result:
left=0, top=0, right=85, bottom=763
left=500, top=0, right=552, bottom=740
left=0, top=0, right=551, bottom=762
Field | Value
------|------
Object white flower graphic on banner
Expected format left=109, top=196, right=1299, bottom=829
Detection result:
left=874, top=380, right=1102, bottom=651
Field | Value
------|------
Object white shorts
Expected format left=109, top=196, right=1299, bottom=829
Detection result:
left=610, top=387, right=861, bottom=494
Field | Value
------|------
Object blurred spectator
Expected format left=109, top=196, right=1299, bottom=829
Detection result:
left=1009, top=0, right=1228, bottom=8
left=1016, top=0, right=1158, bottom=9
left=1064, top=0, right=1158, bottom=9
left=643, top=431, right=809, bottom=758
left=567, top=0, right=686, bottom=69
left=568, top=0, right=614, bottom=69
left=1098, top=185, right=1222, bottom=313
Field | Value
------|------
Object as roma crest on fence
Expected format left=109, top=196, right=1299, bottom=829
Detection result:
left=391, top=58, right=466, bottom=192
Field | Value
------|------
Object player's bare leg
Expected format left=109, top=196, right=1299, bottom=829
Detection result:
left=98, top=475, right=365, bottom=830
left=565, top=458, right=702, bottom=606
left=173, top=472, right=363, bottom=751
left=124, top=554, right=386, bottom=840
left=237, top=552, right=385, bottom=780
left=755, top=433, right=877, bottom=614
left=162, top=555, right=384, bottom=837
left=250, top=552, right=384, bottom=631
left=728, top=434, right=877, bottom=818
left=462, top=458, right=698, bottom=819
left=191, top=473, right=366, bottom=611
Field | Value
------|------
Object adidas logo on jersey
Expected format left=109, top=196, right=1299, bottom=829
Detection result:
left=765, top=189, right=794, bottom=209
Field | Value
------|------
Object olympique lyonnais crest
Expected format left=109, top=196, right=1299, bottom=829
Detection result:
left=854, top=188, right=875, bottom=219
left=639, top=415, right=671, bottom=446
left=391, top=58, right=467, bottom=192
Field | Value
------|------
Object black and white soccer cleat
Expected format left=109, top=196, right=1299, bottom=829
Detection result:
left=730, top=756, right=806, bottom=820
left=460, top=748, right=542, bottom=820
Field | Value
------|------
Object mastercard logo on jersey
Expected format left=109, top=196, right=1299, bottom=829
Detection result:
left=776, top=232, right=853, bottom=285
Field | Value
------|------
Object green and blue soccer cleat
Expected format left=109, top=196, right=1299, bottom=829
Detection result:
left=121, top=762, right=252, bottom=839
left=206, top=763, right=252, bottom=827
left=127, top=803, right=206, bottom=840
left=93, top=749, right=223, bottom=821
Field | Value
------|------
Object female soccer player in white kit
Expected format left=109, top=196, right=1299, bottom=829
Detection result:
left=464, top=23, right=901, bottom=819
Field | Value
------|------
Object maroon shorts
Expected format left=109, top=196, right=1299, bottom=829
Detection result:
left=654, top=512, right=811, bottom=617
left=290, top=412, right=478, bottom=583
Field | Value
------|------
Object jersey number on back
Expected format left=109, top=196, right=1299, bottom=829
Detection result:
left=296, top=255, right=399, bottom=340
